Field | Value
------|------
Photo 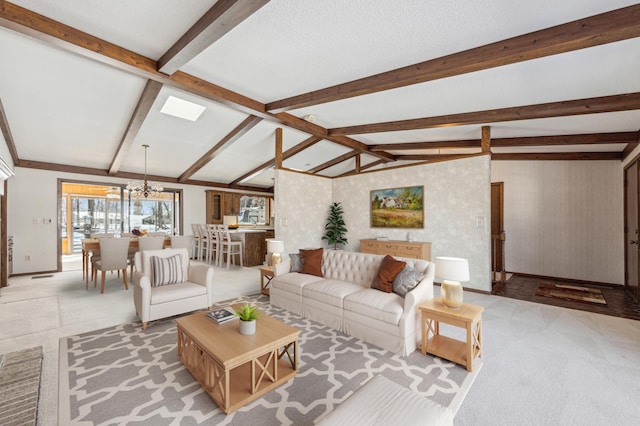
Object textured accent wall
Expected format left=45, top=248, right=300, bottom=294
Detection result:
left=491, top=160, right=623, bottom=285
left=331, top=155, right=492, bottom=292
left=274, top=169, right=333, bottom=255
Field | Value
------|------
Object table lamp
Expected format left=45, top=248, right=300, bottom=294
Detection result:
left=267, top=240, right=285, bottom=265
left=435, top=257, right=470, bottom=309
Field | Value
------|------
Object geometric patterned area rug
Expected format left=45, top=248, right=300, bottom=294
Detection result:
left=59, top=294, right=481, bottom=425
left=535, top=281, right=607, bottom=305
left=0, top=346, right=43, bottom=426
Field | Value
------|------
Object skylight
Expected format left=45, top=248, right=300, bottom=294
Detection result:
left=160, top=95, right=206, bottom=121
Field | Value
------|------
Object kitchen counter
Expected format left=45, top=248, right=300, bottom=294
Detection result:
left=228, top=229, right=267, bottom=267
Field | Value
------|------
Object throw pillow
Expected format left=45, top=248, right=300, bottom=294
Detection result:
left=300, top=248, right=324, bottom=277
left=372, top=255, right=406, bottom=293
left=392, top=265, right=425, bottom=297
left=289, top=253, right=302, bottom=272
left=150, top=254, right=184, bottom=287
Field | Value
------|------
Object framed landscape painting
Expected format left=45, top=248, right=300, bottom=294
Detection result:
left=370, top=186, right=424, bottom=228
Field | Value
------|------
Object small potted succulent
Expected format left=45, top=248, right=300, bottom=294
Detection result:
left=234, top=304, right=259, bottom=335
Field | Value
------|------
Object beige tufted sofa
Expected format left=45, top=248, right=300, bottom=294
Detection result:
left=271, top=249, right=434, bottom=356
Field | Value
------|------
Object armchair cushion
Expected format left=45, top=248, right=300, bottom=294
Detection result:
left=151, top=254, right=185, bottom=287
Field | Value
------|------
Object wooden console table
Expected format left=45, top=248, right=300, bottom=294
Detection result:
left=419, top=298, right=483, bottom=372
left=360, top=239, right=431, bottom=260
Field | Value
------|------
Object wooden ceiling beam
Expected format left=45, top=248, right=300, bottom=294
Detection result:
left=15, top=159, right=272, bottom=192
left=158, top=0, right=270, bottom=74
left=230, top=135, right=322, bottom=186
left=178, top=115, right=262, bottom=182
left=329, top=92, right=640, bottom=135
left=369, top=132, right=638, bottom=151
left=492, top=152, right=623, bottom=161
left=622, top=130, right=640, bottom=160
left=266, top=4, right=640, bottom=111
left=0, top=97, right=19, bottom=164
left=108, top=80, right=162, bottom=175
left=0, top=2, right=397, bottom=170
left=307, top=150, right=359, bottom=174
left=273, top=112, right=394, bottom=162
left=0, top=1, right=265, bottom=113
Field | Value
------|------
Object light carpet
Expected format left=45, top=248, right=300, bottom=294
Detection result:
left=59, top=294, right=481, bottom=425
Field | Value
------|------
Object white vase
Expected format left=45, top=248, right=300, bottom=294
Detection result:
left=239, top=319, right=256, bottom=335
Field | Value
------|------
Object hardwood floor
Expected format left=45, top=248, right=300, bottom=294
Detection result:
left=492, top=275, right=640, bottom=321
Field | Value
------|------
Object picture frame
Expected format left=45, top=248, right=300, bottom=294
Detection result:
left=370, top=185, right=424, bottom=228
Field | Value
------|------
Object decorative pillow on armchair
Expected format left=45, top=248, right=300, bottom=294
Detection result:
left=150, top=254, right=184, bottom=287
left=300, top=248, right=324, bottom=277
left=392, top=265, right=424, bottom=297
left=372, top=255, right=406, bottom=293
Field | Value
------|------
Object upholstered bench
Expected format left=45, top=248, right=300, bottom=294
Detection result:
left=316, top=375, right=453, bottom=425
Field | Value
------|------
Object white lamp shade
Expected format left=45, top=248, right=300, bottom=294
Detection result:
left=435, top=257, right=470, bottom=282
left=267, top=240, right=285, bottom=254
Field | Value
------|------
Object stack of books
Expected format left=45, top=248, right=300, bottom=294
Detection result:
left=207, top=307, right=237, bottom=324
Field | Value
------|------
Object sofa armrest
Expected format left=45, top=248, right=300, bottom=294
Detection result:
left=273, top=259, right=291, bottom=277
left=188, top=264, right=215, bottom=307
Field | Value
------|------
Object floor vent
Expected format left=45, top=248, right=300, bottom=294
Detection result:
left=31, top=274, right=54, bottom=279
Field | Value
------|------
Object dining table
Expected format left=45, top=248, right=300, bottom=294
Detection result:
left=81, top=237, right=171, bottom=285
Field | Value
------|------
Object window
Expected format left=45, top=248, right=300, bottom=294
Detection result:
left=238, top=195, right=272, bottom=226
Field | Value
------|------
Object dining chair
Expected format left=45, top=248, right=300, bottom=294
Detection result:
left=93, top=237, right=131, bottom=294
left=219, top=226, right=243, bottom=269
left=86, top=234, right=115, bottom=287
left=191, top=224, right=203, bottom=260
left=206, top=224, right=220, bottom=265
left=137, top=235, right=166, bottom=252
left=198, top=224, right=212, bottom=264
left=170, top=235, right=194, bottom=252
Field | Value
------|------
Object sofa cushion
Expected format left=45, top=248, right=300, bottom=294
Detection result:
left=372, top=255, right=406, bottom=293
left=302, top=280, right=364, bottom=308
left=289, top=253, right=302, bottom=272
left=150, top=254, right=185, bottom=287
left=344, top=288, right=404, bottom=325
left=272, top=272, right=324, bottom=295
left=392, top=265, right=424, bottom=297
left=300, top=248, right=324, bottom=277
left=150, top=281, right=206, bottom=304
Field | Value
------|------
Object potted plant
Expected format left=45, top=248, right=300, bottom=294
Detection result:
left=322, top=202, right=348, bottom=250
left=234, top=304, right=259, bottom=335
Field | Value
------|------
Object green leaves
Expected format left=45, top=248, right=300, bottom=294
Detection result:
left=234, top=304, right=259, bottom=321
left=321, top=202, right=348, bottom=249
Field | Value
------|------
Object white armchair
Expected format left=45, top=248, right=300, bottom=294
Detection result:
left=133, top=248, right=214, bottom=329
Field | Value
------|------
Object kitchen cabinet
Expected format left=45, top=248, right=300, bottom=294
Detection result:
left=206, top=191, right=223, bottom=224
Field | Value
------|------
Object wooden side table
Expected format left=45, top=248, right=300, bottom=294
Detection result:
left=259, top=266, right=274, bottom=295
left=419, top=298, right=483, bottom=372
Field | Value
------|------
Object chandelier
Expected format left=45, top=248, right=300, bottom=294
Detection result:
left=126, top=144, right=164, bottom=198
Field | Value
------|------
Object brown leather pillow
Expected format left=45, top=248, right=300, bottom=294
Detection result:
left=300, top=248, right=324, bottom=277
left=372, top=255, right=406, bottom=293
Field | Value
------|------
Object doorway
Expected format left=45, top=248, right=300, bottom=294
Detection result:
left=491, top=182, right=506, bottom=284
left=624, top=161, right=640, bottom=303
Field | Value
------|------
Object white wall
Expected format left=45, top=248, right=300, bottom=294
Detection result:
left=273, top=169, right=333, bottom=253
left=334, top=155, right=492, bottom=292
left=7, top=168, right=211, bottom=274
left=274, top=156, right=492, bottom=292
left=491, top=160, right=623, bottom=285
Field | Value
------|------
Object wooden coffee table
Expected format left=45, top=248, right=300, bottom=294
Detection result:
left=175, top=307, right=300, bottom=414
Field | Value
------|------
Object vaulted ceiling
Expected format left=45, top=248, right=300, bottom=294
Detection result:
left=1, top=0, right=639, bottom=193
